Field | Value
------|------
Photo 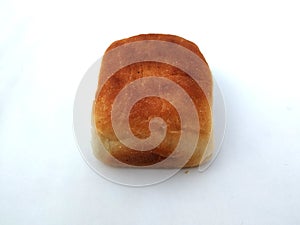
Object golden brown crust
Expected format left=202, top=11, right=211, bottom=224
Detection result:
left=93, top=34, right=213, bottom=168
left=106, top=34, right=208, bottom=65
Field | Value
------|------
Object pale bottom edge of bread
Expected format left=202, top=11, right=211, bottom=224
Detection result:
left=91, top=123, right=214, bottom=169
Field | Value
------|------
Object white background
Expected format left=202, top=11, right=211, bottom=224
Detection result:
left=1, top=0, right=300, bottom=224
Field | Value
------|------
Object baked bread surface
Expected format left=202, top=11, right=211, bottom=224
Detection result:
left=93, top=34, right=213, bottom=168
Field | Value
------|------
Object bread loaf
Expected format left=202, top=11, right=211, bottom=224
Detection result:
left=92, top=34, right=213, bottom=168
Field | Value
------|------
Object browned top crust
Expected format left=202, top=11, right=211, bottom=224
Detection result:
left=106, top=34, right=208, bottom=65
